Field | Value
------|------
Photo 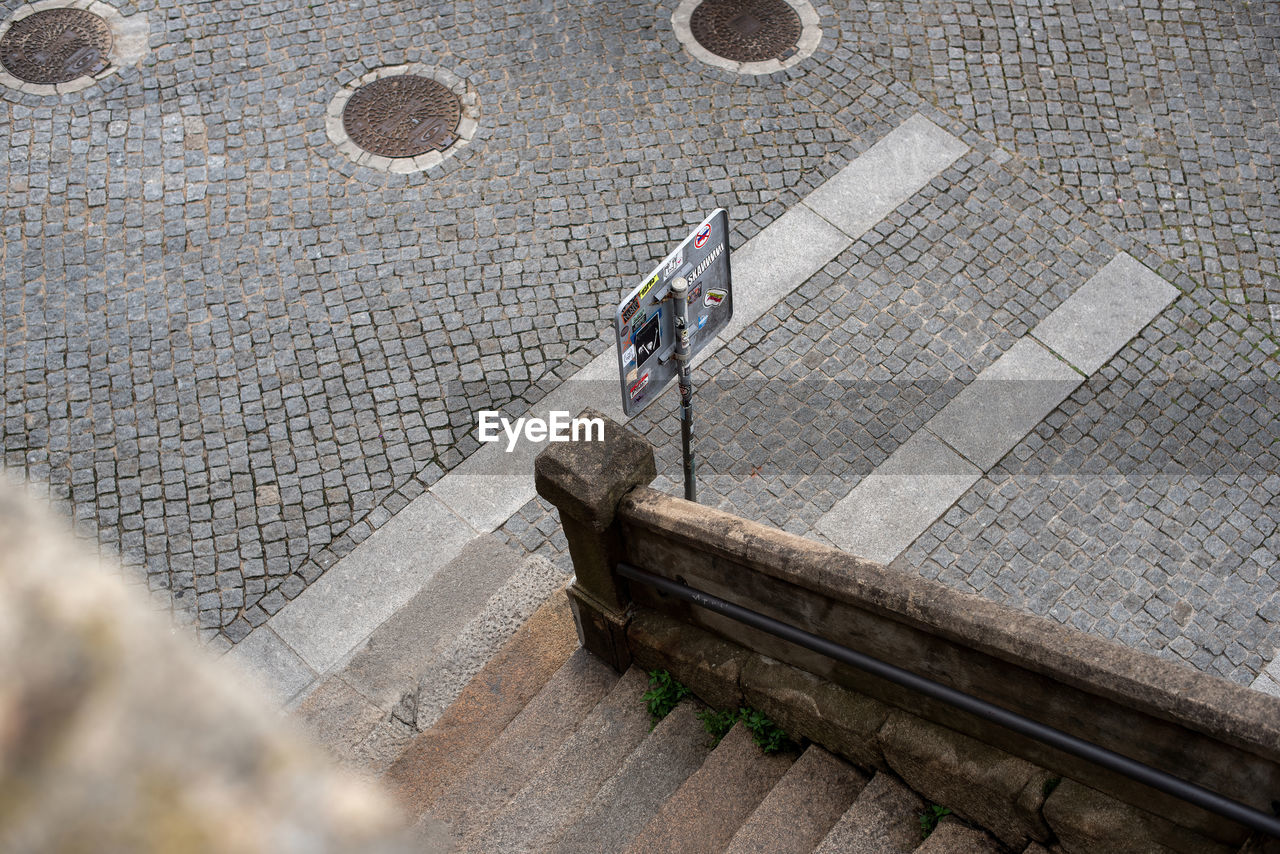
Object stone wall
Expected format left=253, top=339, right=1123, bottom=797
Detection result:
left=0, top=479, right=407, bottom=854
left=535, top=410, right=1280, bottom=854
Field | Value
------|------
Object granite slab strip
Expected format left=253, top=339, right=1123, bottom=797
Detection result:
left=926, top=337, right=1084, bottom=471
left=723, top=744, right=869, bottom=854
left=816, top=432, right=982, bottom=564
left=412, top=554, right=566, bottom=731
left=551, top=701, right=713, bottom=854
left=914, top=820, right=1002, bottom=854
left=817, top=251, right=1178, bottom=566
left=812, top=771, right=925, bottom=854
left=1030, top=252, right=1180, bottom=375
left=223, top=624, right=317, bottom=707
left=382, top=593, right=583, bottom=818
left=424, top=647, right=620, bottom=841
left=463, top=666, right=653, bottom=854
left=801, top=113, right=970, bottom=239
left=244, top=112, right=968, bottom=703
left=621, top=721, right=795, bottom=854
left=1251, top=671, right=1280, bottom=699
left=290, top=675, right=386, bottom=766
left=336, top=534, right=526, bottom=711
left=266, top=493, right=480, bottom=675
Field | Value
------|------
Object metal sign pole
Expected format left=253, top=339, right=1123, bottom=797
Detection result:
left=671, top=277, right=696, bottom=502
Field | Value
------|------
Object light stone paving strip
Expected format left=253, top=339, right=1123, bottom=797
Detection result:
left=228, top=493, right=480, bottom=695
left=926, top=338, right=1083, bottom=472
left=816, top=252, right=1179, bottom=566
left=1253, top=665, right=1280, bottom=699
left=227, top=113, right=969, bottom=702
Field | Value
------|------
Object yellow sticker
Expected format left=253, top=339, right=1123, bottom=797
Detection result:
left=637, top=274, right=659, bottom=301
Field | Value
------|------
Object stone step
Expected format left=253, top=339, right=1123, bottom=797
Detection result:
left=292, top=534, right=560, bottom=772
left=411, top=549, right=565, bottom=732
left=457, top=665, right=653, bottom=854
left=381, top=585, right=579, bottom=816
left=813, top=771, right=926, bottom=854
left=914, top=819, right=1003, bottom=853
left=425, top=646, right=619, bottom=842
left=621, top=720, right=795, bottom=854
left=550, top=700, right=713, bottom=854
left=723, top=744, right=870, bottom=854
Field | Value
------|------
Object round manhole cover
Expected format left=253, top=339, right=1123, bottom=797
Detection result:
left=689, top=0, right=802, bottom=63
left=341, top=75, right=462, bottom=159
left=0, top=8, right=113, bottom=85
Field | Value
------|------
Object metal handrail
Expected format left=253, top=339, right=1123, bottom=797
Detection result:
left=616, top=561, right=1280, bottom=839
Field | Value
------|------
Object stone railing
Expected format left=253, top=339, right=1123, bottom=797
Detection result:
left=0, top=479, right=407, bottom=854
left=535, top=410, right=1280, bottom=854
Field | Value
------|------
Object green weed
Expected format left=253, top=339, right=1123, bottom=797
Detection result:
left=696, top=708, right=738, bottom=746
left=643, top=670, right=690, bottom=727
left=696, top=706, right=793, bottom=754
left=920, top=804, right=952, bottom=839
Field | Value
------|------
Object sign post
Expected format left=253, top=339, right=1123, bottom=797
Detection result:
left=671, top=276, right=696, bottom=501
left=613, top=209, right=733, bottom=503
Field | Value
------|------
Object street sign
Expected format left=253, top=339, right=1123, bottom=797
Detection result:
left=614, top=209, right=733, bottom=417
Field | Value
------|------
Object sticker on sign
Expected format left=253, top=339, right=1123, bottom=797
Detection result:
left=613, top=209, right=733, bottom=417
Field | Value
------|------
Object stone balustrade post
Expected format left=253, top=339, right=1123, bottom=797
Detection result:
left=534, top=408, right=656, bottom=672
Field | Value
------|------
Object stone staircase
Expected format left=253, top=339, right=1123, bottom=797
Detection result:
left=371, top=584, right=1013, bottom=854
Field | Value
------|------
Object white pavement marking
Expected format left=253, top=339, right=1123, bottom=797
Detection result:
left=238, top=113, right=968, bottom=700
left=817, top=251, right=1178, bottom=565
left=1030, top=252, right=1179, bottom=375
left=265, top=493, right=479, bottom=675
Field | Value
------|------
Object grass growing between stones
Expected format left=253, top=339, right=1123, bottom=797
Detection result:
left=697, top=706, right=794, bottom=754
left=643, top=670, right=691, bottom=728
left=919, top=804, right=952, bottom=838
left=696, top=708, right=738, bottom=745
left=642, top=670, right=795, bottom=753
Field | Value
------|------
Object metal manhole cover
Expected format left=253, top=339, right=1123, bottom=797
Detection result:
left=0, top=8, right=113, bottom=85
left=689, top=0, right=801, bottom=63
left=342, top=75, right=462, bottom=158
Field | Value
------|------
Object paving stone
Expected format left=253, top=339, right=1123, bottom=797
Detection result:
left=1, top=0, right=1274, bottom=697
left=928, top=337, right=1082, bottom=470
left=1031, top=252, right=1179, bottom=375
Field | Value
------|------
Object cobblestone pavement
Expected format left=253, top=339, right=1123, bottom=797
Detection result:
left=896, top=282, right=1279, bottom=686
left=0, top=0, right=855, bottom=641
left=495, top=15, right=1280, bottom=686
left=834, top=0, right=1280, bottom=332
left=3, top=0, right=1278, bottom=685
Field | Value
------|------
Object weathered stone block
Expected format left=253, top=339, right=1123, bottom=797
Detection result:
left=568, top=582, right=633, bottom=672
left=535, top=408, right=655, bottom=615
left=1043, top=779, right=1235, bottom=854
left=534, top=408, right=655, bottom=531
left=878, top=709, right=1054, bottom=849
left=742, top=654, right=890, bottom=772
left=627, top=609, right=747, bottom=712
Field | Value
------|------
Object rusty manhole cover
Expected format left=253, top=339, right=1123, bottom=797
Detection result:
left=0, top=8, right=113, bottom=85
left=341, top=75, right=462, bottom=159
left=690, top=0, right=801, bottom=63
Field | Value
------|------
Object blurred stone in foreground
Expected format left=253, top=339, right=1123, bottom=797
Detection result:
left=0, top=480, right=407, bottom=854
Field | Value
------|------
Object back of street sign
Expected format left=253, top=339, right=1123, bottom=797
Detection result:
left=615, top=209, right=733, bottom=417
